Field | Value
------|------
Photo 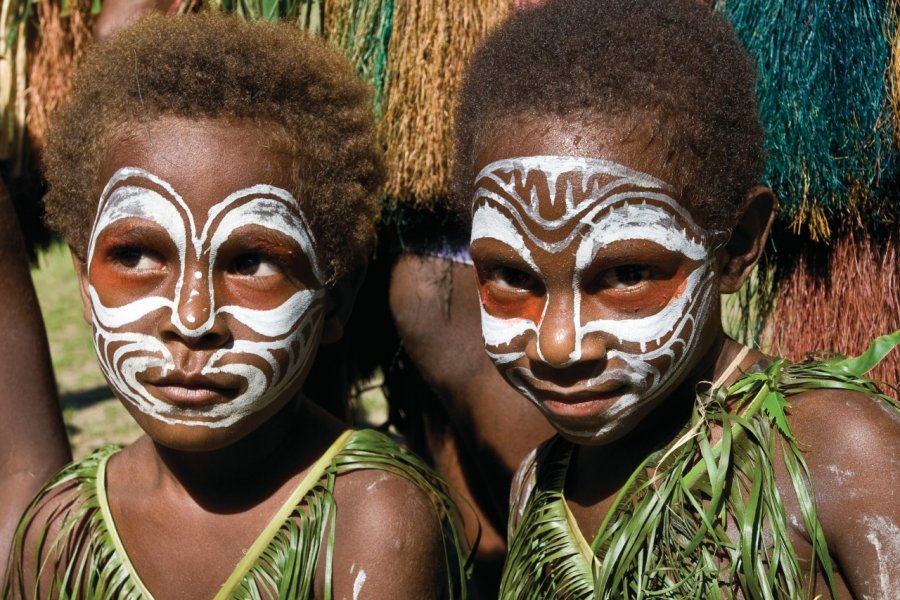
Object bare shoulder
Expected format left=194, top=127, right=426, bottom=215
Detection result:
left=785, top=387, right=898, bottom=483
left=780, top=388, right=899, bottom=598
left=327, top=467, right=455, bottom=600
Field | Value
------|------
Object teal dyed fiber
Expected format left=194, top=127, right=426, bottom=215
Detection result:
left=715, top=0, right=898, bottom=232
left=333, top=0, right=394, bottom=119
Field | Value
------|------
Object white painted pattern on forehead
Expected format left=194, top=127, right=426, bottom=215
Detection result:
left=472, top=156, right=711, bottom=258
left=87, top=167, right=325, bottom=428
left=473, top=155, right=673, bottom=221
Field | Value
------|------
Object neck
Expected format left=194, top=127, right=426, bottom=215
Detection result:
left=147, top=398, right=337, bottom=509
left=570, top=331, right=740, bottom=503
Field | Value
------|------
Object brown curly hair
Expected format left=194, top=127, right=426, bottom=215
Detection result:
left=42, top=12, right=383, bottom=281
left=452, top=0, right=765, bottom=231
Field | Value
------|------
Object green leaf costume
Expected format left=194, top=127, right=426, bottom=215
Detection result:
left=3, top=428, right=470, bottom=599
left=500, top=333, right=900, bottom=599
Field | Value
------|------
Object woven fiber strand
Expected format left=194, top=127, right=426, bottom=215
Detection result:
left=323, top=0, right=392, bottom=119
left=714, top=0, right=898, bottom=241
left=380, top=0, right=507, bottom=206
left=769, top=231, right=900, bottom=387
left=23, top=0, right=94, bottom=152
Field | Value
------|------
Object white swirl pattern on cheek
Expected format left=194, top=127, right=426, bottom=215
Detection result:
left=470, top=156, right=720, bottom=427
left=87, top=167, right=325, bottom=429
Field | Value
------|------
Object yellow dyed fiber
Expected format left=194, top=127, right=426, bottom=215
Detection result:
left=380, top=0, right=508, bottom=206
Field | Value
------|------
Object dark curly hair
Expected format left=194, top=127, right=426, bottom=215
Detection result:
left=452, top=0, right=765, bottom=231
left=42, top=12, right=383, bottom=281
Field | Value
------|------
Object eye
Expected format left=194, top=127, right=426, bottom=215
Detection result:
left=229, top=254, right=281, bottom=277
left=111, top=247, right=165, bottom=272
left=599, top=265, right=654, bottom=289
left=487, top=265, right=539, bottom=291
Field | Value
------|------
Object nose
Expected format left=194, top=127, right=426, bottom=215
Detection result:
left=159, top=267, right=229, bottom=346
left=531, top=291, right=606, bottom=368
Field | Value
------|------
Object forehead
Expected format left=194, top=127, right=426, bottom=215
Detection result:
left=472, top=115, right=694, bottom=217
left=97, top=117, right=296, bottom=219
left=470, top=155, right=713, bottom=274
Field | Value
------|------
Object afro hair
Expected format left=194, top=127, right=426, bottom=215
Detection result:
left=452, top=0, right=765, bottom=231
left=42, top=12, right=384, bottom=282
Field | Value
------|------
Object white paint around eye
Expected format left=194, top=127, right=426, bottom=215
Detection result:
left=220, top=289, right=319, bottom=338
left=470, top=203, right=538, bottom=270
left=579, top=267, right=707, bottom=345
left=479, top=304, right=536, bottom=349
left=471, top=156, right=721, bottom=434
left=88, top=167, right=325, bottom=429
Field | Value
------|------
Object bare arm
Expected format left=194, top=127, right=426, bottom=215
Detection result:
left=326, top=469, right=456, bottom=599
left=782, top=389, right=900, bottom=599
left=0, top=182, right=70, bottom=577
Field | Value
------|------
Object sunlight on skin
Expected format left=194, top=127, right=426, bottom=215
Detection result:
left=470, top=156, right=725, bottom=441
left=87, top=167, right=325, bottom=429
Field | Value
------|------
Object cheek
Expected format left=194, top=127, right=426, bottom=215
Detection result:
left=479, top=283, right=544, bottom=324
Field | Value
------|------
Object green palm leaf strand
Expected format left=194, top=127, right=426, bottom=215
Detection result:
left=501, top=331, right=899, bottom=599
left=3, top=446, right=147, bottom=599
left=4, top=428, right=471, bottom=599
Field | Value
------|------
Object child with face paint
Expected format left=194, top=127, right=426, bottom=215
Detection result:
left=452, top=1, right=900, bottom=598
left=3, top=14, right=469, bottom=599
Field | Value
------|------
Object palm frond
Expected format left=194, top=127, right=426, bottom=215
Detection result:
left=4, top=429, right=472, bottom=599
left=500, top=332, right=900, bottom=599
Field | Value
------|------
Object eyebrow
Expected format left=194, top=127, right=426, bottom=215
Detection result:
left=97, top=221, right=173, bottom=244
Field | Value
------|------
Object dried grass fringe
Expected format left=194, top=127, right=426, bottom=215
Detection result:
left=25, top=0, right=94, bottom=152
left=380, top=0, right=507, bottom=207
left=769, top=231, right=900, bottom=387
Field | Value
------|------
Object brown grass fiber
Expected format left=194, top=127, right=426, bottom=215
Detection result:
left=25, top=0, right=94, bottom=151
left=380, top=0, right=508, bottom=206
left=768, top=231, right=900, bottom=388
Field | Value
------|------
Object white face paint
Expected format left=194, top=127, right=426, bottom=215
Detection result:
left=87, top=167, right=325, bottom=429
left=470, top=156, right=724, bottom=440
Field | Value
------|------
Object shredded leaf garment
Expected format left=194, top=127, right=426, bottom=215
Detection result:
left=3, top=428, right=470, bottom=599
left=500, top=333, right=900, bottom=599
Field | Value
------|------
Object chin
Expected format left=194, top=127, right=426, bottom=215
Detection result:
left=540, top=393, right=654, bottom=446
left=120, top=398, right=271, bottom=453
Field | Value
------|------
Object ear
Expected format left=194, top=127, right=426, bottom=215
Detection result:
left=320, top=266, right=366, bottom=345
left=717, top=186, right=777, bottom=294
left=70, top=246, right=94, bottom=326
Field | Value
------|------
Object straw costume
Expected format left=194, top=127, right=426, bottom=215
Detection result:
left=501, top=334, right=900, bottom=599
left=4, top=429, right=468, bottom=599
left=711, top=0, right=900, bottom=387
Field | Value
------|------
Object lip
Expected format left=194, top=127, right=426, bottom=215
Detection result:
left=142, top=373, right=241, bottom=407
left=522, top=378, right=629, bottom=421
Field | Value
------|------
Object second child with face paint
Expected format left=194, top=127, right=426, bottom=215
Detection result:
left=3, top=14, right=469, bottom=599
left=452, top=1, right=900, bottom=598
